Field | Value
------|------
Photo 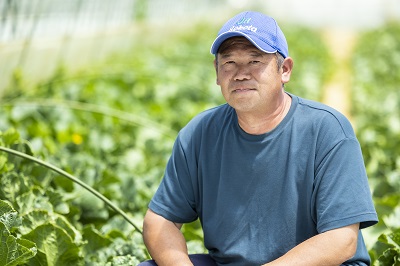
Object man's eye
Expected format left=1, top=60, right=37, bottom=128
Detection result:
left=225, top=61, right=235, bottom=64
left=250, top=60, right=260, bottom=64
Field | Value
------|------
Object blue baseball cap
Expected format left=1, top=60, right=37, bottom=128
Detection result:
left=210, top=11, right=289, bottom=58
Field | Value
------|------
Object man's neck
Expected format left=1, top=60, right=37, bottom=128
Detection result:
left=236, top=92, right=292, bottom=135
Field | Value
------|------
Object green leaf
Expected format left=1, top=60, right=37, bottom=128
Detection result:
left=0, top=200, right=21, bottom=232
left=16, top=187, right=53, bottom=215
left=0, top=200, right=14, bottom=214
left=83, top=236, right=147, bottom=264
left=388, top=228, right=400, bottom=247
left=46, top=188, right=70, bottom=215
left=377, top=248, right=400, bottom=266
left=0, top=155, right=8, bottom=172
left=21, top=210, right=82, bottom=244
left=383, top=207, right=400, bottom=230
left=105, top=255, right=140, bottom=266
left=10, top=239, right=38, bottom=266
left=23, top=223, right=84, bottom=266
left=20, top=210, right=52, bottom=235
left=0, top=222, right=37, bottom=266
left=82, top=224, right=112, bottom=255
left=0, top=172, right=32, bottom=202
left=2, top=128, right=20, bottom=147
left=53, top=215, right=82, bottom=243
left=373, top=230, right=400, bottom=266
left=73, top=190, right=108, bottom=221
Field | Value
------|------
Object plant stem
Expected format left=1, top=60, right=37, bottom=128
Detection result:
left=0, top=145, right=143, bottom=234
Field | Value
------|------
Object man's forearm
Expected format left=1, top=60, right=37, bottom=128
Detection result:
left=263, top=223, right=359, bottom=266
left=143, top=209, right=193, bottom=266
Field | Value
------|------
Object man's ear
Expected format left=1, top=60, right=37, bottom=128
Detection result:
left=281, top=57, right=294, bottom=84
left=214, top=59, right=220, bottom=85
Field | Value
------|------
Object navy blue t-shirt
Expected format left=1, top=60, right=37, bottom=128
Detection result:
left=149, top=94, right=378, bottom=265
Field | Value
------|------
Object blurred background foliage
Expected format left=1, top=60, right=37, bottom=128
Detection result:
left=351, top=23, right=400, bottom=263
left=1, top=0, right=400, bottom=265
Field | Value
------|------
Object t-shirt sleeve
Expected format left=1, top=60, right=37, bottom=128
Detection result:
left=149, top=134, right=198, bottom=223
left=313, top=137, right=378, bottom=233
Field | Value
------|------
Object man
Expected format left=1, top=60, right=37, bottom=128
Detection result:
left=140, top=11, right=378, bottom=266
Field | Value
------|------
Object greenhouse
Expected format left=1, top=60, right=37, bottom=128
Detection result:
left=1, top=0, right=400, bottom=265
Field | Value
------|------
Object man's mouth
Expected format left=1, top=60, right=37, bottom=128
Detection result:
left=233, top=88, right=255, bottom=93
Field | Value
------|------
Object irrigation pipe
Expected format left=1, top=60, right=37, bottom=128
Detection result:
left=0, top=146, right=142, bottom=234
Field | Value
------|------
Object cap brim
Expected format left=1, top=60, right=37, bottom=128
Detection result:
left=210, top=31, right=277, bottom=55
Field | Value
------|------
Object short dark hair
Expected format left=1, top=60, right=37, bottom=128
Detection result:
left=275, top=52, right=285, bottom=70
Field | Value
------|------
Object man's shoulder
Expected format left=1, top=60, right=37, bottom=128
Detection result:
left=294, top=95, right=355, bottom=138
left=176, top=103, right=234, bottom=149
left=296, top=96, right=342, bottom=117
left=193, top=103, right=232, bottom=120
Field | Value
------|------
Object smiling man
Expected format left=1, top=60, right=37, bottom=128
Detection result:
left=140, top=11, right=378, bottom=266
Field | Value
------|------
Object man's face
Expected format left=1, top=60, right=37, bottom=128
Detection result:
left=215, top=37, right=284, bottom=114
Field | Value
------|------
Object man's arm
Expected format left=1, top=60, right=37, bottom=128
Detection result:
left=143, top=209, right=193, bottom=266
left=264, top=223, right=359, bottom=266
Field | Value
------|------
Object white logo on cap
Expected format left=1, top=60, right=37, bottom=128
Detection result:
left=229, top=25, right=257, bottom=32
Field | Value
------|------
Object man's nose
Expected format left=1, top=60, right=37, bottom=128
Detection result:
left=234, top=64, right=251, bottom=80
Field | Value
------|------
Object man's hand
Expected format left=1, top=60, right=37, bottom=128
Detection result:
left=263, top=223, right=359, bottom=266
left=143, top=209, right=194, bottom=266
